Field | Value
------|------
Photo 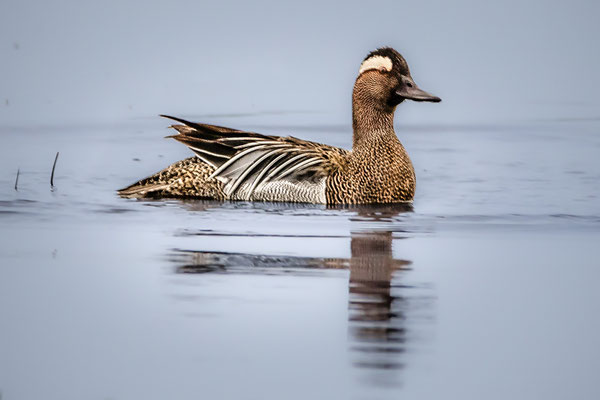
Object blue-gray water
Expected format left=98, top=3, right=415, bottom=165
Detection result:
left=2, top=0, right=600, bottom=399
left=1, top=118, right=599, bottom=400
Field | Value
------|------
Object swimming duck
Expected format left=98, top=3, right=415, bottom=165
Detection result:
left=119, top=47, right=440, bottom=204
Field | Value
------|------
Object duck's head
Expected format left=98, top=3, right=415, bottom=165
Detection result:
left=355, top=47, right=441, bottom=109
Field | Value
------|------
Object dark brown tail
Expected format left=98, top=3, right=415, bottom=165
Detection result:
left=118, top=180, right=171, bottom=198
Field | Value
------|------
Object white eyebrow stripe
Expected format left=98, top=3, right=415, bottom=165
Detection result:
left=359, top=55, right=393, bottom=75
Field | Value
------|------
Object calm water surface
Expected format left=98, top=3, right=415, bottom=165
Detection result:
left=1, top=118, right=599, bottom=399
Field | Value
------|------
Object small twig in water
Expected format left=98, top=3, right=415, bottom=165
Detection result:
left=50, top=152, right=59, bottom=187
left=15, top=168, right=20, bottom=191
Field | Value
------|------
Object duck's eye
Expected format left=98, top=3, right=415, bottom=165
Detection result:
left=406, top=81, right=413, bottom=88
left=378, top=66, right=387, bottom=72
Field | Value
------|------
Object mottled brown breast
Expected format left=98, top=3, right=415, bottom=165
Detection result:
left=325, top=136, right=415, bottom=204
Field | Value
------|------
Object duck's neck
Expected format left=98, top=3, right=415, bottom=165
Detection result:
left=351, top=93, right=398, bottom=149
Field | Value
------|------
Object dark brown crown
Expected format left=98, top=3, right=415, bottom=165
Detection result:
left=364, top=47, right=410, bottom=76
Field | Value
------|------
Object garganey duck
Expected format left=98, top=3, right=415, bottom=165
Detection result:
left=118, top=47, right=440, bottom=204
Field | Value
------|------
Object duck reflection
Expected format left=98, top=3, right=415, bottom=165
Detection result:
left=169, top=202, right=422, bottom=385
left=346, top=206, right=412, bottom=379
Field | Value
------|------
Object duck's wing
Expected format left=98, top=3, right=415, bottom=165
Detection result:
left=161, top=115, right=348, bottom=198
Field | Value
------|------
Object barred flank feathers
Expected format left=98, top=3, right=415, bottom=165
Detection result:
left=159, top=115, right=347, bottom=199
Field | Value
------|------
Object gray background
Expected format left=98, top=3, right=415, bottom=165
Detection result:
left=2, top=0, right=599, bottom=127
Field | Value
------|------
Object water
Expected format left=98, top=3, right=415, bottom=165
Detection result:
left=0, top=117, right=599, bottom=399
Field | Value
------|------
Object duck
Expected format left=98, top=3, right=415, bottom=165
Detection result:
left=118, top=47, right=441, bottom=204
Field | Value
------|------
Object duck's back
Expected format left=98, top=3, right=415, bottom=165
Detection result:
left=119, top=116, right=348, bottom=203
